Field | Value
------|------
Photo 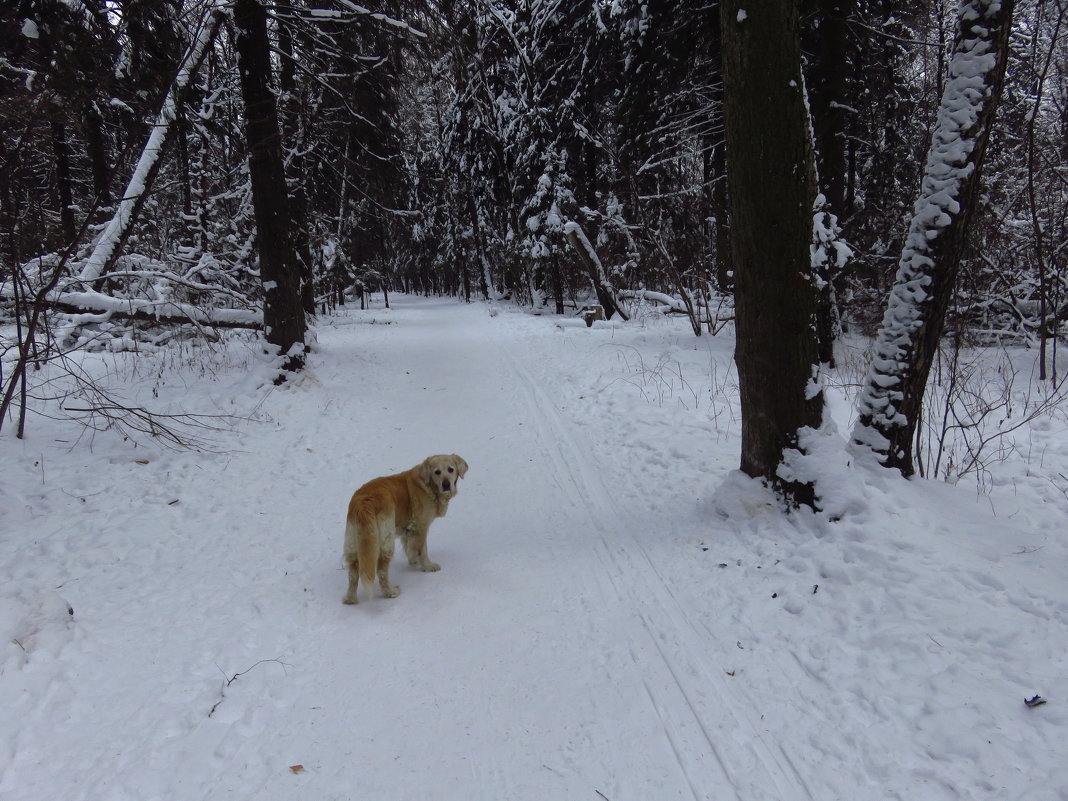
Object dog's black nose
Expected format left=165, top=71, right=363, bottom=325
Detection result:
left=442, top=479, right=451, bottom=491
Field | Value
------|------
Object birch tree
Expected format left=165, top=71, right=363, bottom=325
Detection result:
left=852, top=0, right=1016, bottom=475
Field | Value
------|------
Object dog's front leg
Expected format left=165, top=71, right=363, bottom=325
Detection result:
left=403, top=526, right=440, bottom=572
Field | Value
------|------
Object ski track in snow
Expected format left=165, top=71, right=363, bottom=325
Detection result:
left=501, top=342, right=811, bottom=800
left=3, top=295, right=1068, bottom=801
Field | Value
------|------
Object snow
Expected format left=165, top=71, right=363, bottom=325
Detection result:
left=3, top=295, right=1068, bottom=800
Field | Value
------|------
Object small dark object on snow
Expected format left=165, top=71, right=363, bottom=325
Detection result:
left=1025, top=695, right=1047, bottom=708
left=812, top=584, right=819, bottom=594
left=580, top=305, right=605, bottom=327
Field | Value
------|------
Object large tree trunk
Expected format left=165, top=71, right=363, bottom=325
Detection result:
left=720, top=1, right=824, bottom=507
left=233, top=0, right=307, bottom=379
left=851, top=0, right=1015, bottom=475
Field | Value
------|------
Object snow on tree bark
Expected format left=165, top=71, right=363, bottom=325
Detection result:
left=852, top=0, right=1015, bottom=475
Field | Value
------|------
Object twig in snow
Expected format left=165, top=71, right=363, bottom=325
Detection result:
left=208, top=657, right=290, bottom=717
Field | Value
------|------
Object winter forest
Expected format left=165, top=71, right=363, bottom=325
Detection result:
left=5, top=2, right=1068, bottom=798
left=4, top=0, right=1068, bottom=505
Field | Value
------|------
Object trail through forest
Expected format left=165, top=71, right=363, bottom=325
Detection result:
left=3, top=296, right=1067, bottom=800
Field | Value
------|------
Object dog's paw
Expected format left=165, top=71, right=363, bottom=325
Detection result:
left=421, top=562, right=441, bottom=572
left=382, top=585, right=401, bottom=598
left=342, top=594, right=358, bottom=605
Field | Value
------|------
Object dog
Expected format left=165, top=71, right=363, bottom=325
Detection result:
left=342, top=454, right=469, bottom=604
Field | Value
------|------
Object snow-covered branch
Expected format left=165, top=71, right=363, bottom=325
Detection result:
left=77, top=3, right=226, bottom=285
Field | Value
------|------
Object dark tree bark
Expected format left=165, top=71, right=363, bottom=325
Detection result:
left=82, top=101, right=112, bottom=203
left=708, top=11, right=732, bottom=294
left=232, top=0, right=307, bottom=378
left=806, top=0, right=856, bottom=222
left=806, top=0, right=856, bottom=364
left=50, top=119, right=76, bottom=243
left=277, top=17, right=316, bottom=316
left=720, top=1, right=825, bottom=507
left=852, top=0, right=1015, bottom=475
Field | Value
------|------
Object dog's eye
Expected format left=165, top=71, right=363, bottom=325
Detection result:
left=447, top=467, right=454, bottom=473
left=434, top=469, right=441, bottom=475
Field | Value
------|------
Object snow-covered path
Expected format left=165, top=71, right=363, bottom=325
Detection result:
left=4, top=296, right=1068, bottom=800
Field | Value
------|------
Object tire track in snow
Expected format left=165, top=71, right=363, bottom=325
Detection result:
left=499, top=343, right=815, bottom=801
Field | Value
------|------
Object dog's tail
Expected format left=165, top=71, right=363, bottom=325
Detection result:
left=352, top=500, right=381, bottom=601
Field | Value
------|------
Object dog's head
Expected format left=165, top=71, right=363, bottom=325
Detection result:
left=419, top=454, right=469, bottom=499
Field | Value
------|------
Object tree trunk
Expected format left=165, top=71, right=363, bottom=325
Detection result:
left=708, top=13, right=732, bottom=294
left=563, top=222, right=630, bottom=321
left=50, top=119, right=76, bottom=244
left=851, top=0, right=1015, bottom=475
left=82, top=101, right=112, bottom=204
left=232, top=0, right=306, bottom=379
left=807, top=0, right=855, bottom=222
left=807, top=0, right=855, bottom=363
left=277, top=17, right=317, bottom=316
left=720, top=1, right=824, bottom=507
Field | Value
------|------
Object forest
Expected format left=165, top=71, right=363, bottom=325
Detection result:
left=2, top=0, right=1067, bottom=506
left=6, top=5, right=1068, bottom=797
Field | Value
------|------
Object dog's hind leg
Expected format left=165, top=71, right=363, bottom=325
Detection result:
left=342, top=520, right=362, bottom=604
left=377, top=531, right=401, bottom=598
left=342, top=555, right=360, bottom=605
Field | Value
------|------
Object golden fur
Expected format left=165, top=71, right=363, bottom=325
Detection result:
left=342, top=454, right=469, bottom=604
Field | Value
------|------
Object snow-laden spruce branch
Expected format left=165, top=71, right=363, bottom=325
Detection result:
left=851, top=0, right=1015, bottom=474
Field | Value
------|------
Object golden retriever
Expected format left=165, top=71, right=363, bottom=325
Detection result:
left=342, top=454, right=469, bottom=604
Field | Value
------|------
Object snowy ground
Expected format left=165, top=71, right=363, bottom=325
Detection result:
left=3, top=294, right=1067, bottom=801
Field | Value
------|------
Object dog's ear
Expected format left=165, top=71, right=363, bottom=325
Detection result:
left=418, top=457, right=434, bottom=487
left=452, top=455, right=469, bottom=479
